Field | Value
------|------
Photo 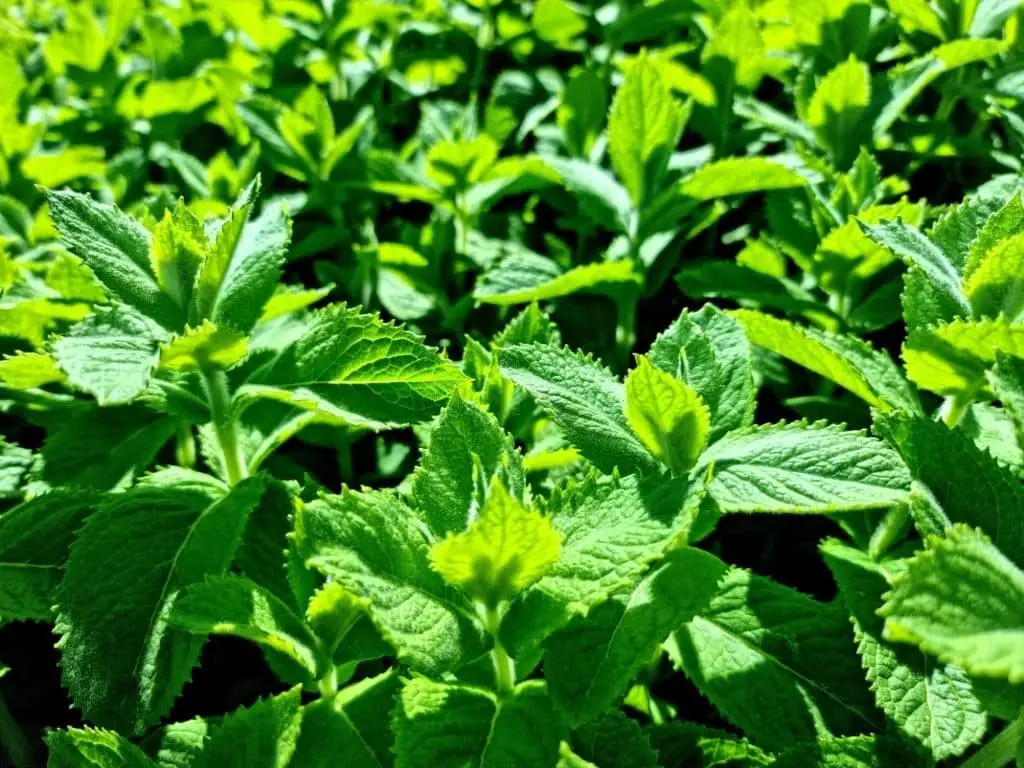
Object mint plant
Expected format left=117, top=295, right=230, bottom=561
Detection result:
left=4, top=1, right=1024, bottom=766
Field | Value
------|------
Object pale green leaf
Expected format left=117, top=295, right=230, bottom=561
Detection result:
left=964, top=232, right=1024, bottom=319
left=903, top=317, right=1024, bottom=397
left=881, top=526, right=1024, bottom=683
left=532, top=0, right=587, bottom=44
left=875, top=410, right=1024, bottom=567
left=733, top=309, right=921, bottom=413
left=807, top=56, right=871, bottom=165
left=412, top=392, right=525, bottom=537
left=648, top=305, right=755, bottom=441
left=51, top=306, right=163, bottom=406
left=159, top=321, right=248, bottom=373
left=624, top=355, right=709, bottom=473
left=498, top=344, right=658, bottom=475
left=679, top=157, right=805, bottom=201
left=608, top=52, right=686, bottom=207
left=474, top=252, right=640, bottom=305
left=241, top=305, right=466, bottom=429
left=431, top=479, right=560, bottom=605
left=44, top=190, right=180, bottom=328
left=296, top=488, right=486, bottom=674
left=697, top=421, right=912, bottom=514
left=47, top=728, right=157, bottom=768
left=0, top=351, right=66, bottom=389
left=822, top=540, right=986, bottom=760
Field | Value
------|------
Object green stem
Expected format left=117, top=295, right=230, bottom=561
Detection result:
left=200, top=368, right=248, bottom=487
left=962, top=717, right=1024, bottom=768
left=175, top=420, right=196, bottom=469
left=0, top=689, right=33, bottom=768
left=318, top=666, right=339, bottom=699
left=615, top=292, right=639, bottom=370
left=483, top=605, right=515, bottom=697
left=940, top=393, right=972, bottom=429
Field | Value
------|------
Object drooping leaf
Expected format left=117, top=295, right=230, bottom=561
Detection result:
left=474, top=252, right=640, bottom=306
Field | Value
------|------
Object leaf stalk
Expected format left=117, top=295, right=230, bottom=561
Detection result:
left=200, top=368, right=248, bottom=487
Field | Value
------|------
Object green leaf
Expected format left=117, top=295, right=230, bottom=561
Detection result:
left=47, top=728, right=157, bottom=768
left=807, top=56, right=871, bottom=166
left=859, top=218, right=971, bottom=319
left=55, top=475, right=266, bottom=734
left=964, top=232, right=1024, bottom=320
left=698, top=421, right=911, bottom=514
left=669, top=567, right=878, bottom=751
left=241, top=305, right=466, bottom=429
left=192, top=179, right=290, bottom=333
left=474, top=252, right=640, bottom=306
left=570, top=710, right=659, bottom=768
left=0, top=440, right=34, bottom=500
left=193, top=688, right=304, bottom=768
left=732, top=310, right=921, bottom=413
left=532, top=0, right=587, bottom=44
left=881, top=525, right=1024, bottom=683
left=646, top=721, right=773, bottom=768
left=170, top=574, right=322, bottom=683
left=558, top=68, right=607, bottom=157
left=608, top=52, right=687, bottom=208
left=769, top=735, right=926, bottom=768
left=412, top=392, right=525, bottom=537
left=903, top=317, right=1024, bottom=397
left=430, top=479, right=561, bottom=606
left=497, top=344, right=658, bottom=475
left=32, top=406, right=176, bottom=492
left=544, top=157, right=632, bottom=233
left=544, top=547, right=727, bottom=725
left=0, top=351, right=66, bottom=389
left=51, top=306, right=163, bottom=406
left=392, top=678, right=566, bottom=768
left=989, top=355, right=1024, bottom=458
left=875, top=410, right=1024, bottom=567
left=0, top=492, right=100, bottom=621
left=679, top=157, right=805, bottom=201
left=648, top=305, right=755, bottom=441
left=624, top=355, right=710, bottom=473
left=501, top=473, right=699, bottom=654
left=963, top=193, right=1024, bottom=281
left=821, top=540, right=986, bottom=761
left=676, top=260, right=825, bottom=319
left=43, top=190, right=180, bottom=328
left=159, top=321, right=248, bottom=373
left=296, top=488, right=486, bottom=674
left=150, top=201, right=206, bottom=313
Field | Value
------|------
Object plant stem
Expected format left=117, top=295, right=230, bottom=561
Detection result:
left=615, top=293, right=638, bottom=370
left=175, top=420, right=196, bottom=469
left=962, top=717, right=1024, bottom=768
left=940, top=393, right=971, bottom=429
left=318, top=666, right=339, bottom=699
left=483, top=604, right=514, bottom=697
left=0, top=689, right=33, bottom=768
left=200, top=368, right=248, bottom=487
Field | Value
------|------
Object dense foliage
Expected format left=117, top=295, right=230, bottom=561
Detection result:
left=4, top=0, right=1024, bottom=766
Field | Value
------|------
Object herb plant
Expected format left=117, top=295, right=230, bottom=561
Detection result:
left=3, top=1, right=1024, bottom=767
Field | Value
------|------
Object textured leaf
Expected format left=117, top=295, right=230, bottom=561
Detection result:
left=393, top=678, right=566, bottom=768
left=55, top=475, right=266, bottom=734
left=769, top=735, right=925, bottom=768
left=822, top=540, right=985, bottom=760
left=989, top=355, right=1024, bottom=458
left=51, top=306, right=163, bottom=406
left=150, top=201, right=206, bottom=312
left=290, top=683, right=392, bottom=768
left=963, top=194, right=1024, bottom=281
left=412, top=392, right=525, bottom=537
left=474, top=252, right=640, bottom=305
left=498, top=344, right=658, bottom=475
left=608, top=52, right=687, bottom=207
left=501, top=473, right=699, bottom=654
left=646, top=721, right=773, bottom=767
left=876, top=410, right=1024, bottom=567
left=44, top=189, right=180, bottom=328
left=243, top=305, right=466, bottom=429
left=698, top=421, right=911, bottom=514
left=570, top=710, right=659, bottom=768
left=860, top=219, right=971, bottom=318
left=903, top=317, right=1024, bottom=397
left=669, top=567, right=878, bottom=751
left=648, top=305, right=755, bottom=441
left=0, top=351, right=66, bottom=389
left=881, top=526, right=1024, bottom=684
left=624, top=355, right=710, bottom=473
left=170, top=575, right=322, bottom=682
left=159, top=321, right=248, bottom=373
left=964, top=232, right=1024, bottom=320
left=47, top=728, right=157, bottom=768
left=544, top=547, right=727, bottom=725
left=192, top=178, right=290, bottom=333
left=807, top=56, right=871, bottom=165
left=296, top=489, right=486, bottom=674
left=430, top=479, right=560, bottom=606
left=0, top=441, right=33, bottom=500
left=0, top=492, right=99, bottom=621
left=193, top=688, right=304, bottom=768
left=679, top=157, right=804, bottom=200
